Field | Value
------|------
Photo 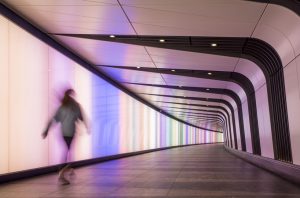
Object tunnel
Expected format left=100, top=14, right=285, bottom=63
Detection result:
left=0, top=0, right=300, bottom=197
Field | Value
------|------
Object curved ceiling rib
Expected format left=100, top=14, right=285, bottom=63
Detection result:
left=157, top=102, right=227, bottom=122
left=169, top=112, right=226, bottom=128
left=163, top=105, right=232, bottom=146
left=159, top=101, right=227, bottom=127
left=129, top=82, right=244, bottom=150
left=165, top=108, right=227, bottom=126
left=142, top=93, right=236, bottom=148
left=164, top=108, right=227, bottom=130
left=243, top=39, right=291, bottom=161
left=163, top=107, right=229, bottom=144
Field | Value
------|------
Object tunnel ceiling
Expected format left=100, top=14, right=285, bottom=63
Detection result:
left=1, top=0, right=288, bottom=133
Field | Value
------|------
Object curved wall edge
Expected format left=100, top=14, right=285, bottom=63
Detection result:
left=225, top=146, right=300, bottom=186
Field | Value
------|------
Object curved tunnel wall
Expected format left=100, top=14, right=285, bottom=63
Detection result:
left=252, top=3, right=300, bottom=164
left=0, top=15, right=223, bottom=175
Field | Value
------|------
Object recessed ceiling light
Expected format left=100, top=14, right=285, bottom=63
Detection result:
left=137, top=66, right=141, bottom=69
left=206, top=88, right=210, bottom=91
left=171, top=69, right=176, bottom=72
left=109, top=35, right=115, bottom=38
left=159, top=39, right=165, bottom=42
left=208, top=72, right=212, bottom=75
left=211, top=43, right=217, bottom=47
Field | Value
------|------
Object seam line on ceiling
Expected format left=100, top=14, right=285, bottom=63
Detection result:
left=250, top=3, right=268, bottom=38
left=117, top=0, right=173, bottom=104
left=283, top=53, right=300, bottom=69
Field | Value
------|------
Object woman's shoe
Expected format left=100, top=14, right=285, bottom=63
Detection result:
left=58, top=176, right=70, bottom=185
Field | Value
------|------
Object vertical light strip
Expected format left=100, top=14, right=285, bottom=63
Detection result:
left=8, top=23, right=49, bottom=172
left=7, top=17, right=10, bottom=173
left=47, top=44, right=50, bottom=166
left=156, top=112, right=160, bottom=148
left=128, top=97, right=134, bottom=152
left=119, top=93, right=126, bottom=153
left=143, top=105, right=148, bottom=149
left=73, top=64, right=92, bottom=161
left=0, top=15, right=9, bottom=174
left=48, top=47, right=75, bottom=165
left=149, top=108, right=156, bottom=149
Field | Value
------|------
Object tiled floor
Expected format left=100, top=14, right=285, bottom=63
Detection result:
left=1, top=144, right=300, bottom=197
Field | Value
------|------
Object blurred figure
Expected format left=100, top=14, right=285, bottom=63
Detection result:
left=42, top=88, right=88, bottom=185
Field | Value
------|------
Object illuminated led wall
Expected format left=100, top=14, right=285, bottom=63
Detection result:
left=0, top=15, right=223, bottom=174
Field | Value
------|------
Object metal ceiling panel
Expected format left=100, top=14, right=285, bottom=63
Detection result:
left=146, top=47, right=238, bottom=71
left=99, top=67, right=165, bottom=84
left=125, top=84, right=174, bottom=96
left=120, top=0, right=266, bottom=36
left=2, top=0, right=118, bottom=6
left=55, top=36, right=152, bottom=66
left=225, top=82, right=247, bottom=103
left=162, top=74, right=228, bottom=88
left=253, top=4, right=300, bottom=67
left=234, top=59, right=266, bottom=91
left=167, top=89, right=224, bottom=99
left=3, top=1, right=133, bottom=34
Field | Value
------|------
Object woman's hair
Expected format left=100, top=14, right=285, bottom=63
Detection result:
left=62, top=88, right=75, bottom=106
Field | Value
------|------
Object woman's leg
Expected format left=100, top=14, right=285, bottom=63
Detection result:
left=58, top=137, right=73, bottom=184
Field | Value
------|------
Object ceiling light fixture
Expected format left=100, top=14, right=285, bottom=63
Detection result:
left=171, top=69, right=176, bottom=72
left=109, top=35, right=115, bottom=38
left=137, top=66, right=141, bottom=69
left=208, top=72, right=212, bottom=75
left=211, top=43, right=217, bottom=47
left=206, top=88, right=210, bottom=91
left=159, top=39, right=165, bottom=42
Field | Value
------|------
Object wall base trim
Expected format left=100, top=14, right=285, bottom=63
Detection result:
left=225, top=146, right=300, bottom=186
left=0, top=142, right=222, bottom=183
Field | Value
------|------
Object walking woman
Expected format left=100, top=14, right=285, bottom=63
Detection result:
left=42, top=88, right=88, bottom=185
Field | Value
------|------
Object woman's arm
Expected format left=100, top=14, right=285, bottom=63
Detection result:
left=42, top=107, right=60, bottom=139
left=42, top=119, right=54, bottom=139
